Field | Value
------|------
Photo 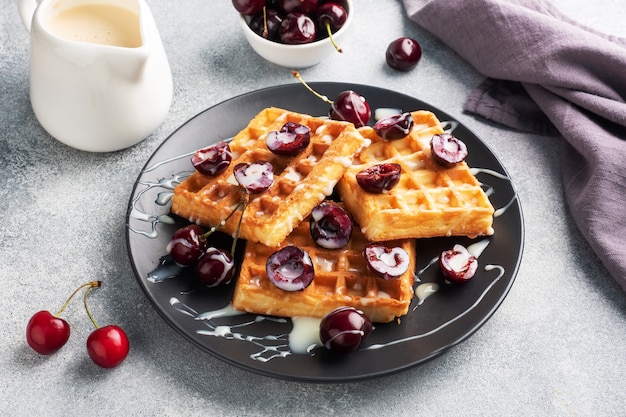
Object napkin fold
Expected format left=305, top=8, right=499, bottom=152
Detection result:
left=402, top=0, right=626, bottom=291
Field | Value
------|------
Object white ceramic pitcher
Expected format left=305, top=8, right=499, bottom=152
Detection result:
left=18, top=0, right=173, bottom=152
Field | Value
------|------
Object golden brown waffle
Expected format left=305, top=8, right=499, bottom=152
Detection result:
left=337, top=110, right=495, bottom=242
left=171, top=107, right=368, bottom=247
left=232, top=215, right=416, bottom=323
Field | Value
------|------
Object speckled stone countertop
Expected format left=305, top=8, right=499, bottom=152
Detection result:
left=1, top=1, right=625, bottom=416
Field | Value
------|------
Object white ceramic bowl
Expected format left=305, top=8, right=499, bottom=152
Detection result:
left=239, top=0, right=353, bottom=68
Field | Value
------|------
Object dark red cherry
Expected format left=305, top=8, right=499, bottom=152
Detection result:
left=309, top=201, right=353, bottom=249
left=167, top=224, right=206, bottom=266
left=234, top=161, right=274, bottom=193
left=386, top=37, right=422, bottom=71
left=439, top=244, right=478, bottom=283
left=430, top=133, right=468, bottom=167
left=266, top=246, right=314, bottom=291
left=319, top=306, right=372, bottom=353
left=195, top=247, right=235, bottom=287
left=316, top=2, right=347, bottom=32
left=356, top=163, right=401, bottom=193
left=279, top=13, right=316, bottom=44
left=329, top=90, right=371, bottom=128
left=266, top=122, right=311, bottom=155
left=249, top=8, right=284, bottom=41
left=232, top=0, right=265, bottom=15
left=364, top=244, right=410, bottom=280
left=373, top=112, right=414, bottom=140
left=191, top=141, right=232, bottom=176
left=279, top=0, right=318, bottom=14
left=291, top=72, right=371, bottom=127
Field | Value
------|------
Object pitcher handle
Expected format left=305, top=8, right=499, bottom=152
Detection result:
left=17, top=0, right=39, bottom=32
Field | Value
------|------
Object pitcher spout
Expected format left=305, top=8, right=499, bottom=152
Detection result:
left=104, top=45, right=150, bottom=83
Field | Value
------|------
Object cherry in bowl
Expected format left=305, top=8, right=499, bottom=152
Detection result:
left=238, top=0, right=354, bottom=68
left=232, top=0, right=265, bottom=15
left=279, top=13, right=317, bottom=44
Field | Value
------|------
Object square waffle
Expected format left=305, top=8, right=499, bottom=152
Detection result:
left=232, top=215, right=416, bottom=323
left=171, top=107, right=368, bottom=247
left=337, top=110, right=495, bottom=241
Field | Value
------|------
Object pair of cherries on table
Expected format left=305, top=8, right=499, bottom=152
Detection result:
left=26, top=281, right=129, bottom=368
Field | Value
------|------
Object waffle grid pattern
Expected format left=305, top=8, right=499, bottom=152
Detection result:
left=338, top=110, right=495, bottom=241
left=232, top=219, right=416, bottom=323
left=171, top=107, right=367, bottom=247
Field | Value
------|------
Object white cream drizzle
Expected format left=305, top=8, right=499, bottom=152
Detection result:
left=289, top=317, right=322, bottom=354
left=415, top=282, right=439, bottom=305
left=367, top=264, right=505, bottom=350
left=374, top=108, right=402, bottom=121
left=129, top=117, right=520, bottom=365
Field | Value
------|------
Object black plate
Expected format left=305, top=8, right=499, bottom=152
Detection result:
left=126, top=82, right=524, bottom=382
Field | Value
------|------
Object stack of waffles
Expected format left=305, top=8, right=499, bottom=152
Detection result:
left=171, top=107, right=494, bottom=322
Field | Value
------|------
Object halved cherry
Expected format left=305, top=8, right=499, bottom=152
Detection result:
left=431, top=133, right=468, bottom=167
left=373, top=112, right=414, bottom=140
left=266, top=246, right=315, bottom=291
left=439, top=244, right=478, bottom=283
left=266, top=122, right=311, bottom=156
left=356, top=163, right=401, bottom=193
left=364, top=243, right=410, bottom=280
left=234, top=161, right=274, bottom=193
left=310, top=201, right=353, bottom=249
left=191, top=141, right=232, bottom=176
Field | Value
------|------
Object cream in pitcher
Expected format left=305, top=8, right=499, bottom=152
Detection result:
left=48, top=3, right=143, bottom=48
left=18, top=0, right=173, bottom=152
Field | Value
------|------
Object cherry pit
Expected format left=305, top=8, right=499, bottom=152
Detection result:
left=26, top=280, right=129, bottom=368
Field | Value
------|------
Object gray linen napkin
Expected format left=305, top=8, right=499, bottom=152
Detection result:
left=402, top=0, right=626, bottom=291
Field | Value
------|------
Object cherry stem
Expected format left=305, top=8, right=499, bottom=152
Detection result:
left=54, top=280, right=102, bottom=317
left=261, top=6, right=268, bottom=38
left=325, top=22, right=342, bottom=53
left=231, top=194, right=249, bottom=254
left=200, top=198, right=246, bottom=241
left=291, top=71, right=333, bottom=105
left=83, top=281, right=103, bottom=329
